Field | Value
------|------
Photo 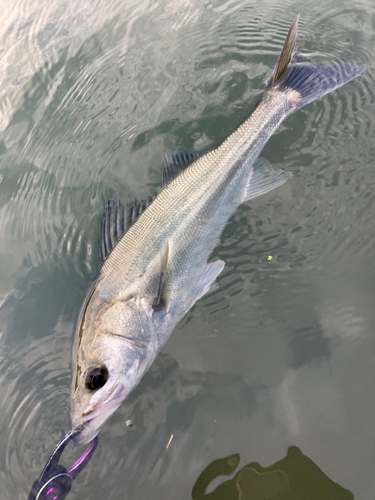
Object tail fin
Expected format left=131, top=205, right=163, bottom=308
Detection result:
left=268, top=16, right=365, bottom=111
left=268, top=15, right=299, bottom=88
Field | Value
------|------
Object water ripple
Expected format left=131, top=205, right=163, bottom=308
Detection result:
left=0, top=1, right=373, bottom=498
left=0, top=330, right=71, bottom=497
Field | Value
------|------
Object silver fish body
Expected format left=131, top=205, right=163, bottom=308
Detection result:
left=70, top=18, right=365, bottom=445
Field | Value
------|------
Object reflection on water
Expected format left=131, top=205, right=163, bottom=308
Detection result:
left=192, top=447, right=353, bottom=500
left=0, top=0, right=374, bottom=498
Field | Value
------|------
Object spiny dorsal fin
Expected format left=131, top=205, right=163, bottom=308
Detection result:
left=162, top=152, right=199, bottom=186
left=268, top=15, right=299, bottom=88
left=98, top=196, right=157, bottom=265
left=98, top=151, right=198, bottom=265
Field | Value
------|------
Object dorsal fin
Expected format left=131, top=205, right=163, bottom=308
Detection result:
left=98, top=196, right=157, bottom=265
left=98, top=151, right=198, bottom=265
left=162, top=152, right=199, bottom=186
left=267, top=15, right=299, bottom=88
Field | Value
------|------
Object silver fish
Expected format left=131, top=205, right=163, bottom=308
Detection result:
left=69, top=17, right=364, bottom=445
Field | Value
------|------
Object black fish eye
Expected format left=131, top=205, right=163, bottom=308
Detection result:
left=85, top=366, right=108, bottom=390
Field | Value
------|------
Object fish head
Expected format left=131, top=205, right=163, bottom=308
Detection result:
left=70, top=294, right=157, bottom=445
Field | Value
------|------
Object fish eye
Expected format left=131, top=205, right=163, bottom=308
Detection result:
left=85, top=366, right=109, bottom=390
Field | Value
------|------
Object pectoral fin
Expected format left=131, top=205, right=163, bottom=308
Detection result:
left=190, top=260, right=225, bottom=308
left=242, top=158, right=292, bottom=203
left=153, top=241, right=170, bottom=312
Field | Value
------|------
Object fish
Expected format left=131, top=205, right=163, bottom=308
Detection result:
left=69, top=17, right=365, bottom=445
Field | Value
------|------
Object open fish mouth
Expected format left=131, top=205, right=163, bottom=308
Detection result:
left=72, top=383, right=126, bottom=446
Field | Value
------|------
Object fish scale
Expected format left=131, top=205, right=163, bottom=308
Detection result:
left=102, top=99, right=285, bottom=277
left=69, top=17, right=365, bottom=446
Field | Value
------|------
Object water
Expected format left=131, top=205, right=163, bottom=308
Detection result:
left=0, top=0, right=373, bottom=498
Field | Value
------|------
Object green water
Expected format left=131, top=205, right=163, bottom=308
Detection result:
left=0, top=0, right=374, bottom=498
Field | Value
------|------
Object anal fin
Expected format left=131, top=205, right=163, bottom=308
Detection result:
left=242, top=158, right=291, bottom=202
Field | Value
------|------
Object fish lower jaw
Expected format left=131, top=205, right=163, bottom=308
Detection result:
left=72, top=422, right=101, bottom=446
left=71, top=384, right=126, bottom=445
left=72, top=405, right=120, bottom=446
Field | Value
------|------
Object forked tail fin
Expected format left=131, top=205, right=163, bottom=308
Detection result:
left=267, top=16, right=365, bottom=111
left=267, top=15, right=299, bottom=88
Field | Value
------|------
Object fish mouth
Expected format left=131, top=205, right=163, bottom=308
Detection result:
left=72, top=383, right=126, bottom=446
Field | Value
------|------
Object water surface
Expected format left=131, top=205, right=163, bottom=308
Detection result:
left=0, top=0, right=374, bottom=498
